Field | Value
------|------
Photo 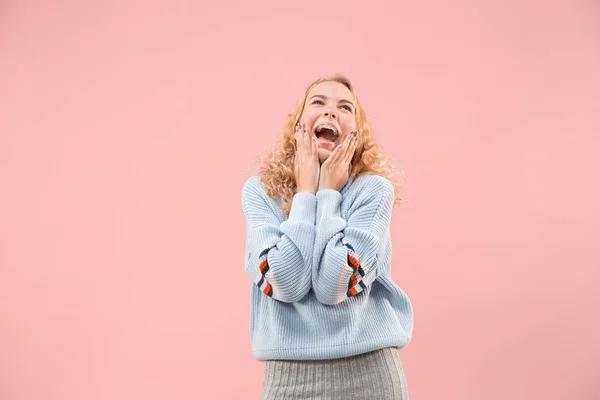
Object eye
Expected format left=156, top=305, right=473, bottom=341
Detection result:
left=312, top=99, right=324, bottom=105
left=341, top=105, right=353, bottom=112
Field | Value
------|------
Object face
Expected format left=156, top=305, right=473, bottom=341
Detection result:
left=298, top=81, right=357, bottom=164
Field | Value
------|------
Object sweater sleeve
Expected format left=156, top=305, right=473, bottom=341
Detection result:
left=242, top=177, right=317, bottom=303
left=312, top=176, right=394, bottom=305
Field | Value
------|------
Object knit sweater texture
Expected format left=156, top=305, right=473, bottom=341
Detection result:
left=241, top=173, right=414, bottom=361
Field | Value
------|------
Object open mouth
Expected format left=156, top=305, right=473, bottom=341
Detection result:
left=314, top=124, right=339, bottom=143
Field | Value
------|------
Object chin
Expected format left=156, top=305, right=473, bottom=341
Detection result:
left=318, top=149, right=331, bottom=164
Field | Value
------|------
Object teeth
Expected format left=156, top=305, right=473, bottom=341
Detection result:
left=315, top=124, right=339, bottom=136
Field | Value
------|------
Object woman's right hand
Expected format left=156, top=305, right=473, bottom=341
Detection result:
left=293, top=122, right=320, bottom=195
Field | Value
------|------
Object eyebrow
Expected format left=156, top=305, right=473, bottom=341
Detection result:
left=309, top=94, right=355, bottom=109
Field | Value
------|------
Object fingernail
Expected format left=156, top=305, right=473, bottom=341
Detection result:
left=353, top=131, right=358, bottom=137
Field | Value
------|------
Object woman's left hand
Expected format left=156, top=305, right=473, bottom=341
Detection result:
left=318, top=131, right=358, bottom=192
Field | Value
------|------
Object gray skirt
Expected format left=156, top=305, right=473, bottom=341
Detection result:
left=259, top=347, right=410, bottom=400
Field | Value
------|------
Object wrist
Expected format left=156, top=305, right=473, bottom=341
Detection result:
left=317, top=183, right=337, bottom=192
left=297, top=187, right=316, bottom=195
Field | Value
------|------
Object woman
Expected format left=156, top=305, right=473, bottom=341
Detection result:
left=241, top=74, right=414, bottom=399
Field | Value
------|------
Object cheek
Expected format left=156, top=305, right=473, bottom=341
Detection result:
left=341, top=117, right=356, bottom=134
left=300, top=110, right=318, bottom=125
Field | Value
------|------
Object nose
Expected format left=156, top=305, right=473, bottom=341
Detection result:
left=323, top=111, right=337, bottom=119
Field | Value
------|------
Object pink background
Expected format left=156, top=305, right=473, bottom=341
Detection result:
left=1, top=0, right=599, bottom=399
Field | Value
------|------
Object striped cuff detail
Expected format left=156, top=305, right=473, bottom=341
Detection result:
left=344, top=242, right=368, bottom=297
left=255, top=245, right=276, bottom=297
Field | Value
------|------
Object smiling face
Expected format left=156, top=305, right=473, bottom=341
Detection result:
left=298, top=81, right=357, bottom=164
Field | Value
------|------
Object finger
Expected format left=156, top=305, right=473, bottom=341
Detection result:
left=331, top=142, right=345, bottom=164
left=343, top=133, right=357, bottom=164
left=301, top=123, right=309, bottom=156
left=305, top=125, right=315, bottom=158
left=335, top=134, right=352, bottom=163
left=296, top=124, right=306, bottom=162
left=294, top=123, right=301, bottom=154
left=310, top=129, right=318, bottom=156
left=297, top=121, right=305, bottom=147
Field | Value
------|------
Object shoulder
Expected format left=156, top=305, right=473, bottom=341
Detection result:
left=241, top=176, right=267, bottom=217
left=241, top=175, right=266, bottom=202
left=350, top=174, right=394, bottom=200
left=242, top=175, right=282, bottom=208
left=352, top=173, right=392, bottom=188
left=242, top=175, right=262, bottom=192
left=241, top=176, right=285, bottom=219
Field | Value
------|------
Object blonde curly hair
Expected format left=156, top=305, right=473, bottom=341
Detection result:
left=255, top=74, right=403, bottom=215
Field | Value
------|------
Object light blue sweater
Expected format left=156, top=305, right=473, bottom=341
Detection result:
left=241, top=173, right=414, bottom=361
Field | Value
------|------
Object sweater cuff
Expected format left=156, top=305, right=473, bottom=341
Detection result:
left=288, top=192, right=317, bottom=224
left=316, top=189, right=343, bottom=220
